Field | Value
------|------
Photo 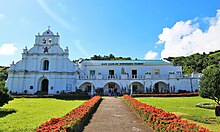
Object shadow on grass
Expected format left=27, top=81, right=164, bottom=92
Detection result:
left=0, top=108, right=16, bottom=118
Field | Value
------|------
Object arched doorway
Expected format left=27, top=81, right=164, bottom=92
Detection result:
left=104, top=82, right=120, bottom=95
left=79, top=82, right=92, bottom=95
left=153, top=82, right=169, bottom=94
left=41, top=79, right=49, bottom=93
left=129, top=82, right=144, bottom=94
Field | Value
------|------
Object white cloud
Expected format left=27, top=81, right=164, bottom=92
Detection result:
left=0, top=43, right=18, bottom=55
left=157, top=9, right=220, bottom=58
left=144, top=50, right=158, bottom=59
left=203, top=16, right=218, bottom=26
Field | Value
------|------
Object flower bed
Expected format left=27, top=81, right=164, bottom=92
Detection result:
left=123, top=95, right=210, bottom=132
left=36, top=96, right=101, bottom=132
left=133, top=92, right=199, bottom=97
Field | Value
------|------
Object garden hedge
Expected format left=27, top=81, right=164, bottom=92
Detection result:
left=123, top=95, right=210, bottom=132
left=36, top=96, right=101, bottom=132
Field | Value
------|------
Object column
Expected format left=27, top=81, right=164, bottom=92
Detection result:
left=90, top=83, right=94, bottom=96
left=130, top=83, right=133, bottom=95
left=190, top=79, right=193, bottom=92
left=120, top=83, right=123, bottom=95
left=144, top=81, right=146, bottom=93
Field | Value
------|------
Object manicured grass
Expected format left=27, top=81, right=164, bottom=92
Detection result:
left=136, top=96, right=220, bottom=131
left=0, top=98, right=86, bottom=132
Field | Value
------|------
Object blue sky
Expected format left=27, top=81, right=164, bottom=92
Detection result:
left=0, top=0, right=220, bottom=66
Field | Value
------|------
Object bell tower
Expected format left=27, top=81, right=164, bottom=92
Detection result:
left=35, top=26, right=60, bottom=45
left=26, top=26, right=68, bottom=55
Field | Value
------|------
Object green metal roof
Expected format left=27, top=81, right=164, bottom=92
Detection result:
left=81, top=59, right=172, bottom=65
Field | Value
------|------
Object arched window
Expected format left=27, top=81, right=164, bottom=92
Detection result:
left=48, top=38, right=52, bottom=44
left=43, top=60, right=49, bottom=70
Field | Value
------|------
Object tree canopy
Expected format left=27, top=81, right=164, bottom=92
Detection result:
left=90, top=54, right=131, bottom=60
left=164, top=50, right=220, bottom=74
left=0, top=66, right=13, bottom=107
left=0, top=81, right=13, bottom=107
left=0, top=66, right=9, bottom=81
left=199, top=64, right=220, bottom=105
left=74, top=54, right=132, bottom=62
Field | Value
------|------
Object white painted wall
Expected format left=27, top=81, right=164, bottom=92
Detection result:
left=6, top=29, right=77, bottom=94
left=6, top=29, right=200, bottom=95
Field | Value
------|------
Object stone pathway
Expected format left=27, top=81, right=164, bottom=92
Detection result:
left=83, top=97, right=153, bottom=132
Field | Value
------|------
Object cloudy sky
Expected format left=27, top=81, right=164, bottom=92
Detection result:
left=0, top=0, right=220, bottom=66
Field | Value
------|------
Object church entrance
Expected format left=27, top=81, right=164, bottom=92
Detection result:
left=41, top=79, right=49, bottom=93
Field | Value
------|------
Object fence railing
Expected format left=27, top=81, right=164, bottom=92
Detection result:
left=78, top=74, right=189, bottom=80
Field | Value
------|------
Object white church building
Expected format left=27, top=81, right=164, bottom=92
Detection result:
left=6, top=28, right=200, bottom=95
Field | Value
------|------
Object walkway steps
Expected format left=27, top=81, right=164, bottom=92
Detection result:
left=83, top=97, right=153, bottom=132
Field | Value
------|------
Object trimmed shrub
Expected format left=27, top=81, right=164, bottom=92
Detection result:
left=36, top=96, right=101, bottom=132
left=12, top=93, right=90, bottom=100
left=123, top=95, right=210, bottom=132
left=54, top=93, right=90, bottom=100
left=75, top=89, right=84, bottom=95
left=133, top=92, right=198, bottom=97
left=0, top=89, right=13, bottom=107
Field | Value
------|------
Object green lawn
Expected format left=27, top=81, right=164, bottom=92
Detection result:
left=136, top=96, right=220, bottom=132
left=0, top=98, right=86, bottom=132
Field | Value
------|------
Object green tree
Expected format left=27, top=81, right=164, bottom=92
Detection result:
left=0, top=81, right=13, bottom=107
left=164, top=50, right=220, bottom=74
left=90, top=54, right=131, bottom=60
left=199, top=65, right=220, bottom=105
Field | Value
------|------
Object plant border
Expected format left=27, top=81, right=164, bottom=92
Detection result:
left=36, top=96, right=102, bottom=132
left=123, top=95, right=210, bottom=132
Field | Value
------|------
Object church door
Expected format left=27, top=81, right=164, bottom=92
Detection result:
left=41, top=79, right=49, bottom=93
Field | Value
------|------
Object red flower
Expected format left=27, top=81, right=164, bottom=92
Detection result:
left=123, top=95, right=210, bottom=132
left=36, top=96, right=101, bottom=132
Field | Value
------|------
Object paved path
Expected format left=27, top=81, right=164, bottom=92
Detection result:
left=83, top=97, right=153, bottom=132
